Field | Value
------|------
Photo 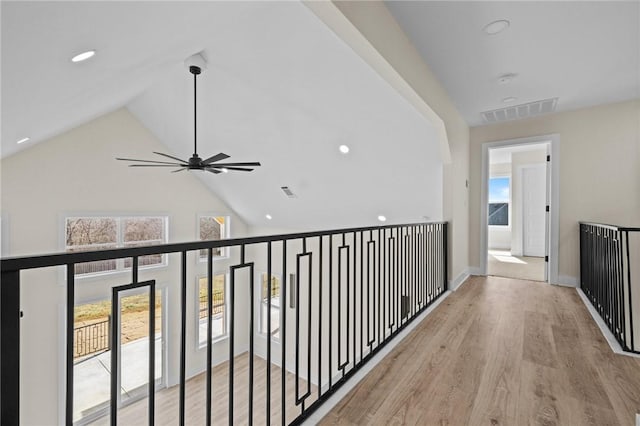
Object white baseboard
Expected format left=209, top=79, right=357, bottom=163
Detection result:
left=449, top=269, right=470, bottom=291
left=556, top=275, right=578, bottom=287
left=576, top=288, right=640, bottom=359
left=301, top=290, right=452, bottom=424
left=468, top=266, right=483, bottom=276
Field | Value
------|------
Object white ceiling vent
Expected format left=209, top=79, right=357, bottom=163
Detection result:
left=482, top=98, right=558, bottom=124
left=280, top=186, right=297, bottom=199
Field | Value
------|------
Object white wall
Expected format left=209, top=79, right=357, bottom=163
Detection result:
left=0, top=109, right=250, bottom=425
left=327, top=0, right=470, bottom=286
left=470, top=99, right=640, bottom=282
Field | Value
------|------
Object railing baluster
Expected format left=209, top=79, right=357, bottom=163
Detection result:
left=318, top=236, right=323, bottom=400
left=66, top=265, right=75, bottom=426
left=180, top=251, right=187, bottom=426
left=328, top=235, right=333, bottom=390
left=149, top=282, right=156, bottom=426
left=206, top=248, right=213, bottom=426
left=281, top=240, right=287, bottom=426
left=266, top=242, right=272, bottom=423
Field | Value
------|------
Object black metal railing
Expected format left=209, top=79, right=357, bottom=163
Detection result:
left=579, top=222, right=639, bottom=353
left=74, top=316, right=111, bottom=360
left=0, top=221, right=448, bottom=425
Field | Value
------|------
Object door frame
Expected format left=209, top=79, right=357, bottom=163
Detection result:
left=480, top=134, right=560, bottom=284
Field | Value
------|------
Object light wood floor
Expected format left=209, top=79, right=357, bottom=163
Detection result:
left=89, top=353, right=315, bottom=425
left=320, top=276, right=640, bottom=426
left=488, top=250, right=545, bottom=282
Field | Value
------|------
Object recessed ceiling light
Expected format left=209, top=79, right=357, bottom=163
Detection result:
left=16, top=137, right=30, bottom=144
left=377, top=215, right=387, bottom=222
left=498, top=73, right=517, bottom=84
left=71, top=50, right=96, bottom=63
left=502, top=97, right=517, bottom=103
left=220, top=168, right=229, bottom=173
left=265, top=214, right=272, bottom=220
left=339, top=145, right=350, bottom=154
left=483, top=20, right=510, bottom=35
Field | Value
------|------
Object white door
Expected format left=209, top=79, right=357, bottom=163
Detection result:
left=522, top=165, right=546, bottom=257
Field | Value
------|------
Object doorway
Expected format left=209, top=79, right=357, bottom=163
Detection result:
left=480, top=134, right=560, bottom=284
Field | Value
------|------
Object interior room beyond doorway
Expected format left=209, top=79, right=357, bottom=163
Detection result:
left=487, top=142, right=549, bottom=282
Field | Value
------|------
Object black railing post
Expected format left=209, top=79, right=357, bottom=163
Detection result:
left=1, top=269, right=20, bottom=426
left=443, top=223, right=448, bottom=291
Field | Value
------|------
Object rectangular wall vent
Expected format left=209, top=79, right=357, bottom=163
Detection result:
left=482, top=98, right=558, bottom=124
left=280, top=186, right=297, bottom=198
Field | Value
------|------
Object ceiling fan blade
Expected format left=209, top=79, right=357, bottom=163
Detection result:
left=206, top=168, right=222, bottom=174
left=202, top=153, right=230, bottom=165
left=171, top=167, right=188, bottom=173
left=209, top=162, right=261, bottom=167
left=152, top=151, right=188, bottom=163
left=210, top=166, right=254, bottom=172
left=117, top=157, right=185, bottom=165
left=128, top=164, right=184, bottom=167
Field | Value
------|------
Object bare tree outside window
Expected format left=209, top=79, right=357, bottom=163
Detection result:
left=66, top=218, right=118, bottom=274
left=66, top=216, right=167, bottom=276
left=199, top=216, right=227, bottom=258
left=123, top=217, right=165, bottom=267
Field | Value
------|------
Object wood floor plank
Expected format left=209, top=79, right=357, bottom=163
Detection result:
left=522, top=311, right=558, bottom=368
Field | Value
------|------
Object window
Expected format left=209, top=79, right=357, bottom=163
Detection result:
left=199, top=216, right=228, bottom=259
left=260, top=273, right=281, bottom=339
left=198, top=274, right=227, bottom=345
left=488, top=177, right=510, bottom=226
left=65, top=216, right=167, bottom=276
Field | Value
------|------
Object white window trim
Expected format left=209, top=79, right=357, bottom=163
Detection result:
left=63, top=214, right=169, bottom=279
left=197, top=214, right=231, bottom=262
left=196, top=273, right=229, bottom=350
left=259, top=272, right=281, bottom=341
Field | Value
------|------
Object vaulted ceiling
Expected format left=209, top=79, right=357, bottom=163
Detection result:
left=1, top=1, right=443, bottom=229
left=4, top=1, right=637, bottom=230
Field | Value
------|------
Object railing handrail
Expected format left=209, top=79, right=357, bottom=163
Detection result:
left=0, top=221, right=447, bottom=272
left=579, top=221, right=640, bottom=232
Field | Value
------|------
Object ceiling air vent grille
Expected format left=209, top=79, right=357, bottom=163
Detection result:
left=482, top=98, right=558, bottom=124
left=281, top=186, right=297, bottom=199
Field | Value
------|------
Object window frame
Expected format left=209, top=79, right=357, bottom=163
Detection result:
left=259, top=272, right=281, bottom=341
left=196, top=273, right=229, bottom=348
left=64, top=215, right=169, bottom=278
left=488, top=176, right=511, bottom=228
left=197, top=214, right=230, bottom=262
